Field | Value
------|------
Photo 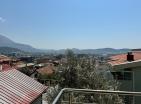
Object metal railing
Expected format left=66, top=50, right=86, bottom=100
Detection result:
left=52, top=88, right=141, bottom=104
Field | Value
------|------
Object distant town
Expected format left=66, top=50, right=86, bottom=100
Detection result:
left=1, top=35, right=141, bottom=104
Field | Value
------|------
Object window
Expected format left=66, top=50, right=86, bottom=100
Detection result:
left=112, top=72, right=124, bottom=80
left=124, top=72, right=132, bottom=80
left=111, top=71, right=132, bottom=80
left=124, top=68, right=132, bottom=71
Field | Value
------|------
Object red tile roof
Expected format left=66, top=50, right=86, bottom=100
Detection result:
left=37, top=65, right=54, bottom=75
left=1, top=64, right=12, bottom=71
left=0, top=69, right=47, bottom=104
left=108, top=52, right=141, bottom=66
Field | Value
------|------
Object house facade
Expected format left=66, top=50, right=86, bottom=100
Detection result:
left=108, top=51, right=141, bottom=104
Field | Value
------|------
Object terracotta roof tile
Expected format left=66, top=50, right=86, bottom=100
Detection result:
left=108, top=52, right=141, bottom=66
left=0, top=69, right=47, bottom=104
left=37, top=65, right=54, bottom=75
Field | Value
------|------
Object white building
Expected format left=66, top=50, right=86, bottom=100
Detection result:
left=108, top=51, right=141, bottom=104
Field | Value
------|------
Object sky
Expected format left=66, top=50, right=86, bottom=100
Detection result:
left=0, top=0, right=141, bottom=49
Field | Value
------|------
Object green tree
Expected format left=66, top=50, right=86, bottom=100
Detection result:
left=57, top=50, right=124, bottom=104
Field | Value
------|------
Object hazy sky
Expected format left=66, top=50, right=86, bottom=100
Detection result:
left=0, top=0, right=141, bottom=49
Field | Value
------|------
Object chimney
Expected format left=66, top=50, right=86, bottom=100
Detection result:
left=127, top=52, right=134, bottom=61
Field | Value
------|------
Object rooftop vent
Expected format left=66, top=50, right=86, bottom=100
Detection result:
left=127, top=52, right=134, bottom=61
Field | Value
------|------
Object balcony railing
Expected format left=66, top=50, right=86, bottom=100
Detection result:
left=52, top=88, right=141, bottom=104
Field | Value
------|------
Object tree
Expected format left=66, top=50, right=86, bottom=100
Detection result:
left=57, top=50, right=124, bottom=104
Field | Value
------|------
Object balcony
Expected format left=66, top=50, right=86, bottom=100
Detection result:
left=52, top=88, right=141, bottom=104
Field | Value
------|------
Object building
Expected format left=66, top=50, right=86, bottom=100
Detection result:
left=36, top=64, right=56, bottom=86
left=37, top=64, right=54, bottom=76
left=0, top=55, right=13, bottom=71
left=108, top=51, right=141, bottom=104
left=0, top=69, right=47, bottom=104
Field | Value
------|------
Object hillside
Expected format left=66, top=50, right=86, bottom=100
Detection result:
left=0, top=47, right=23, bottom=54
left=0, top=34, right=40, bottom=52
left=0, top=34, right=131, bottom=55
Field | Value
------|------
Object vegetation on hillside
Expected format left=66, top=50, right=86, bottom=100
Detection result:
left=0, top=47, right=22, bottom=54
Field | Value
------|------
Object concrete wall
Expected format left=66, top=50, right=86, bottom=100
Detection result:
left=133, top=67, right=141, bottom=104
left=134, top=67, right=141, bottom=91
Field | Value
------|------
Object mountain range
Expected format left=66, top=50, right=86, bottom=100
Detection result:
left=46, top=48, right=131, bottom=55
left=0, top=34, right=131, bottom=55
left=0, top=34, right=40, bottom=52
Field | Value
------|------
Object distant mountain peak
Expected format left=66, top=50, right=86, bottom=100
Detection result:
left=0, top=34, right=40, bottom=52
left=0, top=34, right=15, bottom=44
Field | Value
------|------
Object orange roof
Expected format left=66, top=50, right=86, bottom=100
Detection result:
left=108, top=52, right=141, bottom=66
left=37, top=65, right=54, bottom=75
